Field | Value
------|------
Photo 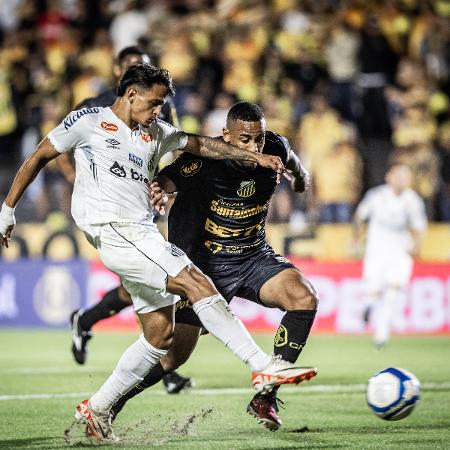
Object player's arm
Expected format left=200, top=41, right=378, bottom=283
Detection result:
left=56, top=152, right=76, bottom=184
left=183, top=135, right=284, bottom=180
left=0, top=138, right=60, bottom=246
left=285, top=150, right=310, bottom=193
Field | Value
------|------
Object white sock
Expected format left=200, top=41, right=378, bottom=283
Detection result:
left=89, top=334, right=167, bottom=412
left=374, top=287, right=399, bottom=345
left=192, top=294, right=271, bottom=372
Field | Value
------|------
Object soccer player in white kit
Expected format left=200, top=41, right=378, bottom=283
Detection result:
left=0, top=64, right=317, bottom=442
left=353, top=163, right=427, bottom=349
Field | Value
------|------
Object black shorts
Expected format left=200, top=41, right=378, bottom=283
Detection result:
left=174, top=246, right=296, bottom=328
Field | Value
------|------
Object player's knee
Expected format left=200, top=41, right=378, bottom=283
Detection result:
left=169, top=265, right=216, bottom=302
left=143, top=327, right=174, bottom=351
left=285, top=285, right=318, bottom=311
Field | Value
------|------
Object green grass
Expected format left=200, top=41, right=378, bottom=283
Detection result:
left=0, top=331, right=449, bottom=449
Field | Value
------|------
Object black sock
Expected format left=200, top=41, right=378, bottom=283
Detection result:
left=79, top=287, right=129, bottom=331
left=110, top=362, right=168, bottom=420
left=273, top=310, right=316, bottom=363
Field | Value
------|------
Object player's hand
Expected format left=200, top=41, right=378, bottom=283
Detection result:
left=284, top=170, right=310, bottom=192
left=0, top=202, right=16, bottom=248
left=150, top=182, right=169, bottom=216
left=254, top=154, right=284, bottom=183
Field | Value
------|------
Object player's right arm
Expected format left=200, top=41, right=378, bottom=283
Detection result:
left=0, top=138, right=60, bottom=247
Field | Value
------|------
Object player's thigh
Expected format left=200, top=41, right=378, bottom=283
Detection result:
left=259, top=267, right=318, bottom=311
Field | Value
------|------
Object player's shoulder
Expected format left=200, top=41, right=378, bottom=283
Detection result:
left=403, top=188, right=425, bottom=205
left=62, top=106, right=105, bottom=131
left=263, top=131, right=290, bottom=162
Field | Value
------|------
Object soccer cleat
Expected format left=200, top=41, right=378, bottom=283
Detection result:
left=252, top=355, right=317, bottom=392
left=162, top=371, right=193, bottom=394
left=75, top=400, right=118, bottom=442
left=247, top=390, right=283, bottom=431
left=70, top=310, right=92, bottom=365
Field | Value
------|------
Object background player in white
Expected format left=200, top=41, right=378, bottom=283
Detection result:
left=353, top=163, right=427, bottom=349
left=0, top=64, right=316, bottom=442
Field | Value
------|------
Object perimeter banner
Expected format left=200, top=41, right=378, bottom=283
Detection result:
left=88, top=260, right=450, bottom=334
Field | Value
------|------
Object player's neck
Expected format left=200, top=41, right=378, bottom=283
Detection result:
left=110, top=99, right=139, bottom=130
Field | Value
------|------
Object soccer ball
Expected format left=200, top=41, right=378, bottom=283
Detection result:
left=366, top=367, right=420, bottom=420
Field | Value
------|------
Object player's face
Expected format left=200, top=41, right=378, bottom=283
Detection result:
left=223, top=119, right=266, bottom=168
left=386, top=165, right=412, bottom=192
left=129, top=83, right=167, bottom=126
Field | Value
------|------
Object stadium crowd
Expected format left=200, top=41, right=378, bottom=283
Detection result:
left=0, top=0, right=449, bottom=225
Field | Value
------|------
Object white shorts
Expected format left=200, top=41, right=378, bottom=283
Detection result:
left=363, top=251, right=413, bottom=293
left=95, top=222, right=191, bottom=314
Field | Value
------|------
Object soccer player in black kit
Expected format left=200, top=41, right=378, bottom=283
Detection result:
left=106, top=102, right=319, bottom=431
left=66, top=45, right=191, bottom=394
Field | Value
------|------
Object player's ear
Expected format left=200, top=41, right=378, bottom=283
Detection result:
left=223, top=128, right=230, bottom=142
left=127, top=87, right=137, bottom=103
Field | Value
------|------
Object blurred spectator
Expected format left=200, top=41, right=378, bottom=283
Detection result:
left=437, top=122, right=450, bottom=221
left=312, top=125, right=362, bottom=223
left=202, top=91, right=235, bottom=136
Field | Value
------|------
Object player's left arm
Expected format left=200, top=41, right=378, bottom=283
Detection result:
left=285, top=150, right=310, bottom=193
left=408, top=195, right=428, bottom=257
left=183, top=135, right=284, bottom=180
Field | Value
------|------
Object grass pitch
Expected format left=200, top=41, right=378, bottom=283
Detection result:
left=0, top=330, right=449, bottom=449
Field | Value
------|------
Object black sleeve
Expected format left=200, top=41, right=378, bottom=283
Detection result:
left=264, top=131, right=291, bottom=166
left=158, top=152, right=206, bottom=192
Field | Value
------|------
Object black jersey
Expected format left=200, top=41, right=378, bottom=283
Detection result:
left=77, top=88, right=178, bottom=125
left=161, top=131, right=291, bottom=264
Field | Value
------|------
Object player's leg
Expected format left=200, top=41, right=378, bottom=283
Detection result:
left=70, top=284, right=131, bottom=364
left=168, top=264, right=315, bottom=390
left=110, top=321, right=202, bottom=422
left=71, top=281, right=192, bottom=393
left=241, top=256, right=318, bottom=430
left=373, top=285, right=401, bottom=349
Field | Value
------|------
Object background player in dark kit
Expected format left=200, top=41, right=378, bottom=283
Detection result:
left=110, top=102, right=319, bottom=431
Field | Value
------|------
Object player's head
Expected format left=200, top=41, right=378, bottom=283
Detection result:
left=117, top=64, right=175, bottom=126
left=223, top=102, right=266, bottom=164
left=113, top=46, right=151, bottom=80
left=386, top=162, right=413, bottom=193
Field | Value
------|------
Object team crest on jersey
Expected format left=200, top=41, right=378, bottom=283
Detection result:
left=101, top=121, right=118, bottom=132
left=109, top=161, right=126, bottom=178
left=237, top=180, right=256, bottom=197
left=274, top=324, right=288, bottom=347
left=141, top=131, right=152, bottom=143
left=180, top=160, right=202, bottom=177
left=129, top=152, right=143, bottom=168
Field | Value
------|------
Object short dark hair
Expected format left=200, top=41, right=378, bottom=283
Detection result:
left=227, top=102, right=264, bottom=126
left=117, top=64, right=175, bottom=97
left=117, top=46, right=150, bottom=65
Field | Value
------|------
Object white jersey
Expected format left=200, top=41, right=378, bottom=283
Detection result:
left=48, top=107, right=188, bottom=232
left=355, top=184, right=427, bottom=258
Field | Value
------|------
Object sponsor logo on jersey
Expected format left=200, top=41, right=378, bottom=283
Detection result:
left=105, top=138, right=120, bottom=149
left=63, top=108, right=99, bottom=130
left=101, top=121, right=118, bottom=132
left=237, top=180, right=256, bottom=197
left=141, top=131, right=152, bottom=143
left=180, top=160, right=202, bottom=177
left=274, top=324, right=288, bottom=347
left=210, top=200, right=266, bottom=219
left=204, top=218, right=262, bottom=238
left=130, top=168, right=149, bottom=184
left=109, top=161, right=126, bottom=178
left=169, top=243, right=185, bottom=257
left=129, top=152, right=143, bottom=168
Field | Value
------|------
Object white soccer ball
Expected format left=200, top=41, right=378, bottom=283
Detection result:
left=366, top=367, right=420, bottom=420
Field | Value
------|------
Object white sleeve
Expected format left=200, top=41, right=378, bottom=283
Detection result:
left=156, top=121, right=188, bottom=155
left=47, top=110, right=93, bottom=153
left=408, top=194, right=428, bottom=232
left=355, top=189, right=375, bottom=221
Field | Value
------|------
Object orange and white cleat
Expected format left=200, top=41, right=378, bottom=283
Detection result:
left=252, top=356, right=317, bottom=392
left=74, top=400, right=118, bottom=442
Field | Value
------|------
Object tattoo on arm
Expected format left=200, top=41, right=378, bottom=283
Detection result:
left=185, top=135, right=258, bottom=163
